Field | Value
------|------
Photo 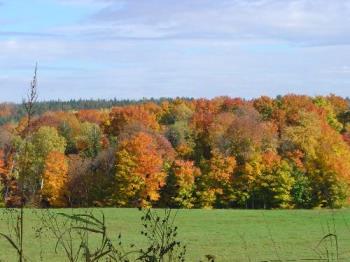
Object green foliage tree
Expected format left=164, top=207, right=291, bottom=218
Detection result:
left=291, top=169, right=313, bottom=208
left=75, top=122, right=102, bottom=158
left=58, top=121, right=78, bottom=154
left=31, top=126, right=66, bottom=161
left=12, top=126, right=66, bottom=201
left=313, top=96, right=343, bottom=132
left=255, top=159, right=295, bottom=209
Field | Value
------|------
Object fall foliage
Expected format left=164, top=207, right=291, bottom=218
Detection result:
left=0, top=95, right=349, bottom=208
left=115, top=132, right=166, bottom=207
left=41, top=151, right=68, bottom=207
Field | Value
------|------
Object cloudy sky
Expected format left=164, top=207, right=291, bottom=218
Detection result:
left=1, top=0, right=350, bottom=102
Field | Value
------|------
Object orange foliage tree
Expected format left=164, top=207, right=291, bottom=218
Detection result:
left=114, top=132, right=166, bottom=207
left=203, top=150, right=236, bottom=208
left=41, top=151, right=68, bottom=207
left=1, top=95, right=349, bottom=209
left=76, top=109, right=108, bottom=125
left=105, top=105, right=160, bottom=136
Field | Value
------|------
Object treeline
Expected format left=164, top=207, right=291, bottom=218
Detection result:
left=0, top=94, right=350, bottom=209
left=0, top=97, right=191, bottom=125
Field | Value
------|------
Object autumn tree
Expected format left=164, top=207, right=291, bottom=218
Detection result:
left=41, top=151, right=68, bottom=207
left=196, top=150, right=236, bottom=208
left=326, top=94, right=349, bottom=116
left=66, top=154, right=92, bottom=207
left=31, top=126, right=66, bottom=161
left=75, top=122, right=102, bottom=158
left=114, top=132, right=166, bottom=207
left=208, top=150, right=236, bottom=207
left=12, top=126, right=66, bottom=201
left=190, top=99, right=219, bottom=163
left=279, top=95, right=318, bottom=125
left=88, top=148, right=116, bottom=206
left=66, top=147, right=117, bottom=207
left=105, top=105, right=160, bottom=137
left=208, top=112, right=235, bottom=154
left=313, top=96, right=343, bottom=132
left=253, top=96, right=276, bottom=121
left=233, top=154, right=263, bottom=208
left=282, top=109, right=350, bottom=207
left=160, top=99, right=194, bottom=125
left=76, top=109, right=108, bottom=125
left=253, top=152, right=295, bottom=208
left=310, top=125, right=350, bottom=207
left=160, top=160, right=200, bottom=208
left=224, top=106, right=278, bottom=164
left=165, top=120, right=194, bottom=159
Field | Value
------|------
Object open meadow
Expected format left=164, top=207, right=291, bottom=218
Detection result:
left=1, top=208, right=350, bottom=261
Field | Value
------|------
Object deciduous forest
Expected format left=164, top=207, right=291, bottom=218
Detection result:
left=0, top=95, right=349, bottom=209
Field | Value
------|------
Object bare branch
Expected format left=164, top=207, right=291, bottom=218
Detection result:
left=23, top=62, right=38, bottom=132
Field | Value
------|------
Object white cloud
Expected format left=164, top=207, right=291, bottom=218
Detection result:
left=1, top=0, right=350, bottom=101
left=69, top=0, right=350, bottom=45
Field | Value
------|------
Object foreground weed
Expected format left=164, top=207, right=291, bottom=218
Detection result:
left=34, top=208, right=186, bottom=262
left=138, top=209, right=186, bottom=262
left=36, top=209, right=132, bottom=261
left=0, top=208, right=25, bottom=262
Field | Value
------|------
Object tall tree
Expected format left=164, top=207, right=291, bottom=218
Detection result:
left=114, top=132, right=166, bottom=207
left=41, top=151, right=68, bottom=207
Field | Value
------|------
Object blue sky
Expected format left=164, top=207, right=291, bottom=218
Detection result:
left=1, top=0, right=350, bottom=102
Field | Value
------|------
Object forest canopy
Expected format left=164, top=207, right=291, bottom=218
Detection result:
left=0, top=94, right=349, bottom=209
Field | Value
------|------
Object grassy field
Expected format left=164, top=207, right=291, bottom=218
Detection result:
left=0, top=208, right=350, bottom=261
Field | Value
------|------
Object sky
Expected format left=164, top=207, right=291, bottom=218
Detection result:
left=1, top=0, right=350, bottom=102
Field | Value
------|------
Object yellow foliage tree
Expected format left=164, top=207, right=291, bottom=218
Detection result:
left=196, top=150, right=236, bottom=208
left=41, top=151, right=68, bottom=207
left=115, top=132, right=166, bottom=207
left=161, top=160, right=200, bottom=208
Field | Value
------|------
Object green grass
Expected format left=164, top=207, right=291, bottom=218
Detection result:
left=0, top=208, right=350, bottom=261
